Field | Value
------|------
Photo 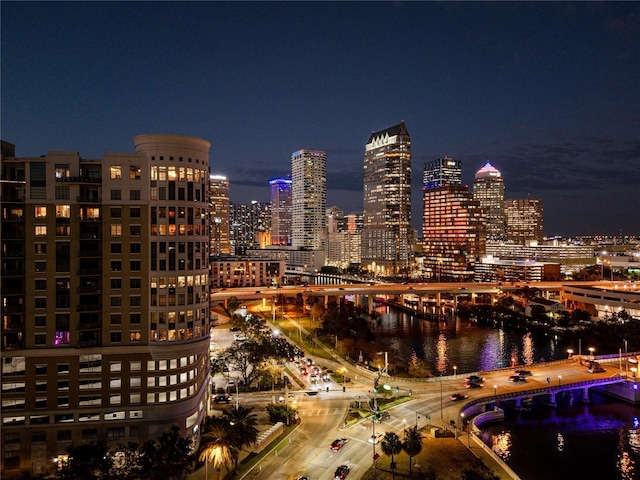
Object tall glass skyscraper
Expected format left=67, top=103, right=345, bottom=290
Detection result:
left=269, top=177, right=292, bottom=245
left=291, top=149, right=326, bottom=253
left=362, top=122, right=412, bottom=276
left=473, top=162, right=506, bottom=241
left=209, top=174, right=231, bottom=254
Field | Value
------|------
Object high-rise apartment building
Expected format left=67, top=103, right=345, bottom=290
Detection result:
left=505, top=198, right=544, bottom=244
left=269, top=177, right=292, bottom=246
left=0, top=135, right=211, bottom=478
left=326, top=207, right=361, bottom=268
left=291, top=149, right=326, bottom=253
left=209, top=174, right=231, bottom=255
left=362, top=122, right=412, bottom=276
left=422, top=157, right=485, bottom=281
left=473, top=162, right=506, bottom=241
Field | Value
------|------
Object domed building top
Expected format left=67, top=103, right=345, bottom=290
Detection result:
left=475, top=161, right=501, bottom=178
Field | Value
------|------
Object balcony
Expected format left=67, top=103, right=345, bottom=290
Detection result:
left=57, top=176, right=102, bottom=183
left=76, top=304, right=101, bottom=312
left=76, top=195, right=101, bottom=203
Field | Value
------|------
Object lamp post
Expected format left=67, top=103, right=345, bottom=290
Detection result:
left=558, top=375, right=562, bottom=388
left=493, top=385, right=497, bottom=400
left=589, top=347, right=595, bottom=361
left=453, top=365, right=457, bottom=378
left=567, top=348, right=573, bottom=360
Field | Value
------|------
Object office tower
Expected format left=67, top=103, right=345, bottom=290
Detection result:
left=473, top=162, right=506, bottom=241
left=422, top=158, right=486, bottom=281
left=327, top=206, right=346, bottom=234
left=346, top=212, right=364, bottom=233
left=505, top=198, right=544, bottom=244
left=362, top=122, right=412, bottom=276
left=0, top=135, right=211, bottom=478
left=269, top=177, right=292, bottom=245
left=423, top=156, right=462, bottom=188
left=209, top=174, right=231, bottom=255
left=291, top=149, right=326, bottom=252
left=326, top=207, right=362, bottom=268
left=229, top=201, right=271, bottom=255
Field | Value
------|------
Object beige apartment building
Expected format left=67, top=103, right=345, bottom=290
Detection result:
left=1, top=135, right=211, bottom=478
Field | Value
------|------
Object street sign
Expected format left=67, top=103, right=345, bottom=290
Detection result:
left=373, top=453, right=380, bottom=461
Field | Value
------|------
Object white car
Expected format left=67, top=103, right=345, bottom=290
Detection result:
left=368, top=433, right=383, bottom=444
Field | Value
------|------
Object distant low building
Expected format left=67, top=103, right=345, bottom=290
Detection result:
left=525, top=296, right=565, bottom=317
left=210, top=256, right=285, bottom=288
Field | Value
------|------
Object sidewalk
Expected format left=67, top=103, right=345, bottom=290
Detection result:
left=458, top=431, right=520, bottom=480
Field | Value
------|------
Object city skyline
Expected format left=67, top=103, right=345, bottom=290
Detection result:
left=2, top=2, right=639, bottom=236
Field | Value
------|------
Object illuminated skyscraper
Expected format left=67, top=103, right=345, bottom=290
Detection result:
left=362, top=122, right=412, bottom=276
left=291, top=149, right=326, bottom=253
left=505, top=198, right=544, bottom=244
left=473, top=162, right=506, bottom=241
left=269, top=177, right=292, bottom=245
left=209, top=174, right=230, bottom=255
left=422, top=157, right=485, bottom=281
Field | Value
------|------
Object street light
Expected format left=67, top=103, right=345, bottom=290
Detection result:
left=589, top=347, right=595, bottom=361
left=558, top=375, right=562, bottom=388
left=493, top=385, right=497, bottom=400
left=567, top=348, right=573, bottom=360
left=453, top=365, right=457, bottom=378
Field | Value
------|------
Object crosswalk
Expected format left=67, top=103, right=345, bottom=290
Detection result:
left=296, top=408, right=344, bottom=417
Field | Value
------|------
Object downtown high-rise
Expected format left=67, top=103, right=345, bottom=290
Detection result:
left=362, top=122, right=412, bottom=276
left=0, top=135, right=211, bottom=478
left=472, top=162, right=506, bottom=241
left=291, top=149, right=326, bottom=253
left=422, top=156, right=485, bottom=281
left=209, top=174, right=231, bottom=255
left=269, top=177, right=292, bottom=246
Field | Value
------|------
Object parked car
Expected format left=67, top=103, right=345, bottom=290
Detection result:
left=509, top=375, right=527, bottom=383
left=334, top=465, right=350, bottom=479
left=213, top=395, right=232, bottom=404
left=450, top=393, right=469, bottom=401
left=330, top=438, right=348, bottom=451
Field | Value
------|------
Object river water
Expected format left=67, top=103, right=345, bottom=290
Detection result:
left=372, top=305, right=640, bottom=480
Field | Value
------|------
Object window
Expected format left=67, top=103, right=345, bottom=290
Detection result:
left=130, top=225, right=141, bottom=236
left=35, top=298, right=46, bottom=309
left=130, top=190, right=141, bottom=201
left=35, top=206, right=47, bottom=218
left=111, top=261, right=122, bottom=271
left=35, top=316, right=47, bottom=327
left=130, top=313, right=141, bottom=324
left=110, top=314, right=121, bottom=325
left=110, top=225, right=122, bottom=236
left=130, top=260, right=141, bottom=271
left=110, top=166, right=122, bottom=179
left=35, top=279, right=46, bottom=290
left=130, top=207, right=141, bottom=218
left=111, top=332, right=122, bottom=343
left=55, top=205, right=70, bottom=218
left=111, top=278, right=122, bottom=289
left=130, top=296, right=141, bottom=307
left=35, top=243, right=46, bottom=254
left=35, top=334, right=46, bottom=345
left=110, top=190, right=121, bottom=200
left=130, top=278, right=141, bottom=289
left=130, top=243, right=141, bottom=254
left=35, top=261, right=46, bottom=272
left=110, top=296, right=122, bottom=307
left=35, top=225, right=47, bottom=236
left=129, top=165, right=141, bottom=179
left=111, top=243, right=122, bottom=254
left=55, top=186, right=70, bottom=199
left=110, top=207, right=122, bottom=218
left=130, top=331, right=142, bottom=342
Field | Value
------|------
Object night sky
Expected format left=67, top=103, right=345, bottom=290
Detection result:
left=2, top=2, right=639, bottom=237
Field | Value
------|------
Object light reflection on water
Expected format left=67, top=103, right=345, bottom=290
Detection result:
left=371, top=305, right=570, bottom=374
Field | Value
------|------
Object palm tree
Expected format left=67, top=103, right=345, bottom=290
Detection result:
left=380, top=431, right=403, bottom=479
left=223, top=405, right=259, bottom=466
left=402, top=426, right=423, bottom=473
left=199, top=425, right=239, bottom=480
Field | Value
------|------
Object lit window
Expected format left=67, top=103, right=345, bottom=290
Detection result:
left=110, top=225, right=122, bottom=236
left=55, top=205, right=70, bottom=218
left=129, top=165, right=141, bottom=180
left=34, top=206, right=47, bottom=218
left=110, top=166, right=122, bottom=179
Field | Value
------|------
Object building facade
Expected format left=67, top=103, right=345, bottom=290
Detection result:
left=209, top=174, right=231, bottom=255
left=422, top=156, right=461, bottom=189
left=291, top=149, right=326, bottom=261
left=229, top=201, right=271, bottom=255
left=269, top=177, right=292, bottom=246
left=505, top=198, right=544, bottom=244
left=472, top=162, right=506, bottom=241
left=209, top=256, right=285, bottom=288
left=1, top=135, right=211, bottom=477
left=362, top=122, right=412, bottom=276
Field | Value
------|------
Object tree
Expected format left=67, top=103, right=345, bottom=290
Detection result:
left=199, top=425, right=239, bottom=480
left=402, top=426, right=423, bottom=473
left=266, top=403, right=297, bottom=424
left=380, top=431, right=403, bottom=478
left=225, top=295, right=242, bottom=317
left=223, top=406, right=259, bottom=466
left=138, top=426, right=193, bottom=480
left=224, top=340, right=266, bottom=389
left=457, top=460, right=501, bottom=480
left=53, top=443, right=111, bottom=480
